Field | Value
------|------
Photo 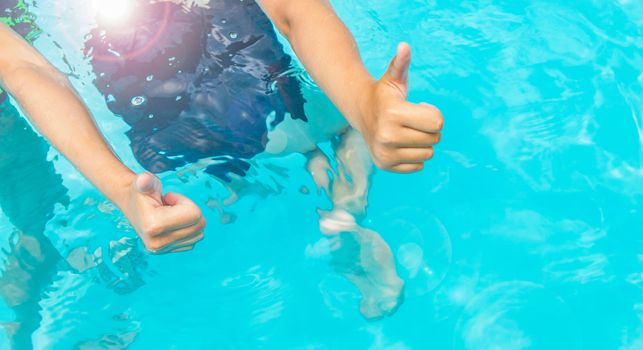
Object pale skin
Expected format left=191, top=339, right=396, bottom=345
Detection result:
left=0, top=0, right=443, bottom=253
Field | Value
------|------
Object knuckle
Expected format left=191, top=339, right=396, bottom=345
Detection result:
left=432, top=113, right=444, bottom=130
left=436, top=117, right=444, bottom=130
left=142, top=222, right=163, bottom=237
left=372, top=145, right=397, bottom=169
left=409, top=164, right=424, bottom=173
left=383, top=110, right=404, bottom=125
left=378, top=152, right=394, bottom=166
left=146, top=239, right=166, bottom=252
left=376, top=130, right=396, bottom=145
left=189, top=224, right=205, bottom=236
left=424, top=104, right=444, bottom=130
left=400, top=163, right=424, bottom=173
left=189, top=211, right=202, bottom=224
left=373, top=157, right=390, bottom=170
left=426, top=104, right=442, bottom=117
left=373, top=145, right=386, bottom=159
left=426, top=147, right=435, bottom=159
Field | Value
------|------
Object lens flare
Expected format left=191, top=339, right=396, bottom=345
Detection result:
left=95, top=0, right=131, bottom=23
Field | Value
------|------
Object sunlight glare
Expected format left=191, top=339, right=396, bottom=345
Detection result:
left=95, top=0, right=131, bottom=23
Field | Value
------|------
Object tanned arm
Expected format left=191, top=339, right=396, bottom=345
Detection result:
left=0, top=23, right=204, bottom=253
left=259, top=0, right=444, bottom=173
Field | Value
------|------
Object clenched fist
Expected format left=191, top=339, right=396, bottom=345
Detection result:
left=122, top=173, right=205, bottom=254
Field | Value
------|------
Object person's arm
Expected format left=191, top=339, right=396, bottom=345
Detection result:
left=258, top=0, right=443, bottom=173
left=0, top=23, right=204, bottom=253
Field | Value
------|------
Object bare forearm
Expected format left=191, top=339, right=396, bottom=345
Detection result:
left=0, top=24, right=206, bottom=253
left=260, top=0, right=444, bottom=173
left=5, top=67, right=134, bottom=205
left=0, top=24, right=134, bottom=209
left=260, top=0, right=375, bottom=132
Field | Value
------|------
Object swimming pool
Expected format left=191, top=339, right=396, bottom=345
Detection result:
left=1, top=0, right=642, bottom=348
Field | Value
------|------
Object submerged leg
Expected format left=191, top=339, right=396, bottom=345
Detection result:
left=66, top=237, right=148, bottom=295
left=308, top=129, right=404, bottom=320
left=0, top=99, right=69, bottom=348
left=0, top=231, right=61, bottom=348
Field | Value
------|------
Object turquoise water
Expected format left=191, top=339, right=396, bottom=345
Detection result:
left=1, top=0, right=643, bottom=348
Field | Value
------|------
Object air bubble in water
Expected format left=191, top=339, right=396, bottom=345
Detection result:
left=372, top=207, right=452, bottom=296
left=131, top=96, right=146, bottom=107
left=398, top=243, right=424, bottom=272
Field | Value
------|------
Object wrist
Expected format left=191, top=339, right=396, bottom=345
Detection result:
left=352, top=77, right=378, bottom=134
left=106, top=169, right=137, bottom=214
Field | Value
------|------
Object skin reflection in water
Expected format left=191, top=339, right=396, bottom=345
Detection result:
left=0, top=100, right=145, bottom=347
left=0, top=17, right=407, bottom=337
left=0, top=78, right=404, bottom=345
left=161, top=82, right=401, bottom=319
left=309, top=129, right=405, bottom=320
left=372, top=207, right=453, bottom=298
left=175, top=122, right=406, bottom=320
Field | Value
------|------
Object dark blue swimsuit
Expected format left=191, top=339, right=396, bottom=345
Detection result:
left=85, top=0, right=307, bottom=181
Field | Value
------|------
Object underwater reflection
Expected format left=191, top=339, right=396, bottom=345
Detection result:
left=0, top=1, right=415, bottom=342
left=309, top=129, right=405, bottom=320
left=372, top=207, right=453, bottom=298
left=1, top=95, right=148, bottom=348
left=0, top=99, right=68, bottom=348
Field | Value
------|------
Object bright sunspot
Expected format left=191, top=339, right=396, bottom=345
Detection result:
left=95, top=0, right=131, bottom=23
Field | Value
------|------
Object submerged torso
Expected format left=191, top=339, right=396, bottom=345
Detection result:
left=85, top=0, right=308, bottom=180
left=1, top=0, right=306, bottom=180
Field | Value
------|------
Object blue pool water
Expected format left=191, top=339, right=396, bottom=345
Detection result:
left=1, top=0, right=642, bottom=348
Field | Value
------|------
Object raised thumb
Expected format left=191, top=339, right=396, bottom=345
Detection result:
left=384, top=42, right=412, bottom=87
left=135, top=172, right=163, bottom=204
